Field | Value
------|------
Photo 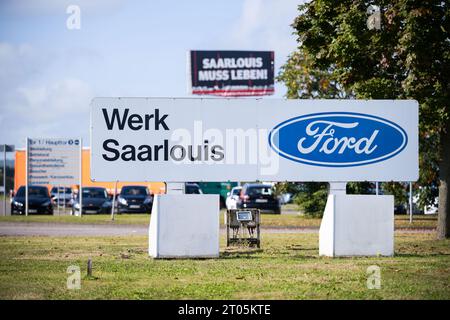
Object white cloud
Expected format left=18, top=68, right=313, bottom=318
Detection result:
left=0, top=77, right=93, bottom=148
left=231, top=0, right=265, bottom=44
left=227, top=0, right=302, bottom=57
left=0, top=42, right=45, bottom=90
left=17, top=78, right=92, bottom=121
left=224, top=0, right=305, bottom=97
left=0, top=43, right=94, bottom=148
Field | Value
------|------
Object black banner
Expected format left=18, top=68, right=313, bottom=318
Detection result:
left=189, top=50, right=274, bottom=97
left=0, top=300, right=440, bottom=319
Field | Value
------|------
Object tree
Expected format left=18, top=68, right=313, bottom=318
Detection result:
left=276, top=51, right=350, bottom=216
left=346, top=181, right=374, bottom=195
left=277, top=51, right=350, bottom=99
left=382, top=182, right=408, bottom=206
left=294, top=183, right=328, bottom=217
left=291, top=0, right=450, bottom=238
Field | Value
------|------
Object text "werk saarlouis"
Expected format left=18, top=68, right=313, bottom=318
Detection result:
left=100, top=108, right=224, bottom=162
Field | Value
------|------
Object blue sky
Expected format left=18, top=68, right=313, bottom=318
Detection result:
left=0, top=0, right=302, bottom=148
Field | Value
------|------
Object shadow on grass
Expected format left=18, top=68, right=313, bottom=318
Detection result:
left=220, top=248, right=263, bottom=259
left=394, top=252, right=450, bottom=258
left=286, top=245, right=317, bottom=251
left=289, top=254, right=320, bottom=260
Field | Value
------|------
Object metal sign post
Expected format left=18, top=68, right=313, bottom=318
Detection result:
left=79, top=139, right=82, bottom=217
left=2, top=144, right=6, bottom=216
left=25, top=138, right=29, bottom=216
left=0, top=144, right=14, bottom=216
left=111, top=180, right=118, bottom=221
left=57, top=184, right=60, bottom=215
left=63, top=186, right=66, bottom=213
left=409, top=182, right=413, bottom=223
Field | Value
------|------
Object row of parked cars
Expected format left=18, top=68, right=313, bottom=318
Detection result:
left=11, top=182, right=282, bottom=215
left=11, top=185, right=154, bottom=215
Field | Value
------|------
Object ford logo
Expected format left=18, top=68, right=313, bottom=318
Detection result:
left=268, top=112, right=408, bottom=167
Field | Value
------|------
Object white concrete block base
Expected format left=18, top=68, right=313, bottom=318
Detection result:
left=149, top=194, right=219, bottom=258
left=319, top=195, right=394, bottom=257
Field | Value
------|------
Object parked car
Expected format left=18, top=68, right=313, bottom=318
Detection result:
left=413, top=194, right=438, bottom=215
left=50, top=186, right=73, bottom=207
left=185, top=183, right=203, bottom=194
left=237, top=183, right=281, bottom=214
left=11, top=186, right=54, bottom=215
left=72, top=187, right=111, bottom=215
left=424, top=202, right=438, bottom=215
left=226, top=186, right=242, bottom=210
left=117, top=185, right=153, bottom=213
left=195, top=182, right=238, bottom=208
left=278, top=193, right=293, bottom=205
left=394, top=204, right=407, bottom=215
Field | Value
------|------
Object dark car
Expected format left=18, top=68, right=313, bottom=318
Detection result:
left=185, top=183, right=203, bottom=194
left=237, top=183, right=281, bottom=214
left=11, top=186, right=54, bottom=215
left=72, top=187, right=111, bottom=215
left=50, top=186, right=73, bottom=207
left=117, top=185, right=152, bottom=213
left=394, top=204, right=407, bottom=215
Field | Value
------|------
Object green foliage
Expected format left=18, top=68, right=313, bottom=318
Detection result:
left=276, top=51, right=351, bottom=99
left=276, top=18, right=367, bottom=216
left=294, top=183, right=328, bottom=217
left=382, top=182, right=408, bottom=206
left=272, top=182, right=303, bottom=197
left=282, top=0, right=450, bottom=209
left=346, top=181, right=374, bottom=195
left=276, top=48, right=350, bottom=216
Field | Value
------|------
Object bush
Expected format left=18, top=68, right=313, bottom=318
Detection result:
left=294, top=183, right=328, bottom=217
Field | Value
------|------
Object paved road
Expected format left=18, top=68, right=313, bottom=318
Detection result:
left=0, top=222, right=147, bottom=236
left=0, top=222, right=434, bottom=237
left=0, top=222, right=318, bottom=236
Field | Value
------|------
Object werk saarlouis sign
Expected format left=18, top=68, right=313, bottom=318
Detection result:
left=27, top=138, right=80, bottom=186
left=90, top=98, right=418, bottom=182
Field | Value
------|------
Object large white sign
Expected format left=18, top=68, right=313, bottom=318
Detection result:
left=90, top=98, right=418, bottom=182
left=28, top=138, right=80, bottom=186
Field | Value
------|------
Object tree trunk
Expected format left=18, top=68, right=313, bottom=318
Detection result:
left=437, top=118, right=450, bottom=239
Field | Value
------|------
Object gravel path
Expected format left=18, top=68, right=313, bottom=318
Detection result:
left=0, top=222, right=435, bottom=237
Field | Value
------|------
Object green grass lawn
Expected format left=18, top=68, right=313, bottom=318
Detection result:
left=0, top=211, right=438, bottom=229
left=0, top=232, right=448, bottom=299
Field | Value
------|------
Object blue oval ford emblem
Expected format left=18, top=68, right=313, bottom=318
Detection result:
left=268, top=112, right=408, bottom=167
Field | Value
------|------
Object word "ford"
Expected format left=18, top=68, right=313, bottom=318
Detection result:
left=268, top=112, right=408, bottom=167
